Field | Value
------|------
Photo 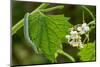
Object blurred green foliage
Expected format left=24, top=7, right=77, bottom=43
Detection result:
left=78, top=42, right=96, bottom=61
left=12, top=1, right=96, bottom=66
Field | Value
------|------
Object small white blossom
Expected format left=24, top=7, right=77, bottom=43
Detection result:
left=82, top=23, right=87, bottom=27
left=77, top=27, right=82, bottom=31
left=66, top=30, right=83, bottom=48
left=65, top=23, right=89, bottom=48
left=70, top=34, right=79, bottom=39
left=69, top=39, right=83, bottom=48
left=82, top=26, right=89, bottom=32
left=82, top=23, right=89, bottom=31
left=69, top=40, right=79, bottom=47
left=70, top=31, right=79, bottom=39
left=70, top=31, right=78, bottom=35
left=77, top=23, right=89, bottom=35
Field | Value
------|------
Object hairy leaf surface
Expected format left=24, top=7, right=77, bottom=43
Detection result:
left=26, top=12, right=72, bottom=62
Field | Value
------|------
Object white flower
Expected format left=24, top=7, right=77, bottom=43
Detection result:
left=82, top=23, right=89, bottom=32
left=65, top=23, right=89, bottom=48
left=69, top=40, right=79, bottom=47
left=77, top=26, right=85, bottom=34
left=70, top=31, right=79, bottom=39
left=77, top=23, right=89, bottom=35
left=79, top=42, right=84, bottom=48
left=77, top=27, right=82, bottom=31
left=69, top=39, right=83, bottom=48
left=70, top=34, right=79, bottom=39
left=82, top=23, right=87, bottom=27
left=70, top=31, right=78, bottom=35
left=82, top=26, right=89, bottom=32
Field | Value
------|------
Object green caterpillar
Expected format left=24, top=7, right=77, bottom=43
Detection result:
left=24, top=13, right=38, bottom=53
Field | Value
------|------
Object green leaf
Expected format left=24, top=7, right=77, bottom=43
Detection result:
left=78, top=42, right=96, bottom=61
left=25, top=12, right=72, bottom=62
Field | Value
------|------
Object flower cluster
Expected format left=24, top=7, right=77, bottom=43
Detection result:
left=65, top=23, right=89, bottom=48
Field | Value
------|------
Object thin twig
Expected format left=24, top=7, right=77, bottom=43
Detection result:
left=12, top=3, right=49, bottom=35
left=41, top=5, right=64, bottom=12
left=58, top=50, right=75, bottom=62
left=82, top=6, right=95, bottom=20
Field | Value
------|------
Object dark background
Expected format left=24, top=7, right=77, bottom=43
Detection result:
left=12, top=1, right=96, bottom=66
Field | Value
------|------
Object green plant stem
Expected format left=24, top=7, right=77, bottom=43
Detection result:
left=88, top=20, right=95, bottom=26
left=83, top=20, right=95, bottom=44
left=82, top=6, right=95, bottom=20
left=12, top=4, right=64, bottom=35
left=12, top=3, right=49, bottom=35
left=41, top=5, right=64, bottom=12
left=58, top=50, right=75, bottom=62
left=83, top=34, right=89, bottom=44
left=82, top=11, right=85, bottom=23
left=82, top=20, right=95, bottom=44
left=83, top=37, right=87, bottom=44
left=82, top=6, right=95, bottom=44
left=31, top=3, right=49, bottom=14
